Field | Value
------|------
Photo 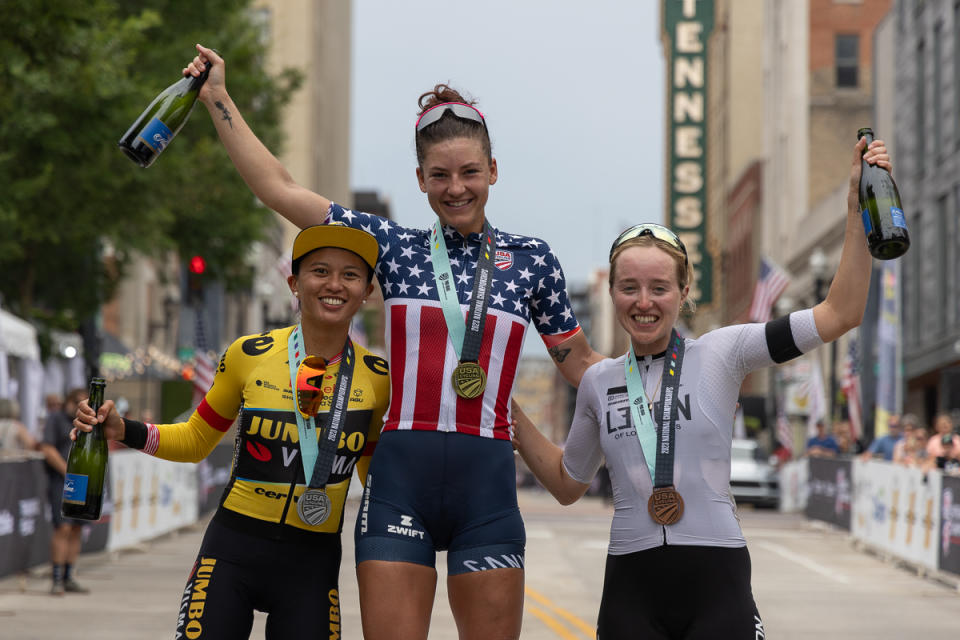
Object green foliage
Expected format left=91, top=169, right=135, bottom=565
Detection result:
left=0, top=0, right=302, bottom=330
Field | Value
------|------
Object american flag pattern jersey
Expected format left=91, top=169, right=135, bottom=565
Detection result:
left=325, top=203, right=582, bottom=440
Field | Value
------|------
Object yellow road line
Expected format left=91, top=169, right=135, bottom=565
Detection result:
left=525, top=586, right=596, bottom=640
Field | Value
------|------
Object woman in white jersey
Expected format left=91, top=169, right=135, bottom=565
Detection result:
left=183, top=45, right=603, bottom=640
left=513, top=135, right=891, bottom=639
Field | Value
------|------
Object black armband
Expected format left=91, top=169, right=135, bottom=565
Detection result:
left=765, top=314, right=803, bottom=363
left=120, top=419, right=148, bottom=450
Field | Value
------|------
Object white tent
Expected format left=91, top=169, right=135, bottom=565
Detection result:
left=0, top=307, right=40, bottom=361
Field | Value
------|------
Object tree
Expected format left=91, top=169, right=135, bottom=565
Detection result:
left=0, top=0, right=301, bottom=347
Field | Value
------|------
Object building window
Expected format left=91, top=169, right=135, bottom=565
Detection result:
left=836, top=34, right=859, bottom=87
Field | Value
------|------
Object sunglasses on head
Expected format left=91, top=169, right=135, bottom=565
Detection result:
left=609, top=223, right=688, bottom=266
left=296, top=356, right=328, bottom=418
left=415, top=102, right=486, bottom=133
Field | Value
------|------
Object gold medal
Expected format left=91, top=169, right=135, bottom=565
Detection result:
left=647, top=486, right=684, bottom=525
left=297, top=488, right=331, bottom=526
left=451, top=362, right=486, bottom=399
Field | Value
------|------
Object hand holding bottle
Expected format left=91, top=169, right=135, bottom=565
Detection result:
left=72, top=398, right=126, bottom=442
left=184, top=43, right=226, bottom=106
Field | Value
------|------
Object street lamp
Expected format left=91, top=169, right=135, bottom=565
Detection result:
left=809, top=247, right=837, bottom=421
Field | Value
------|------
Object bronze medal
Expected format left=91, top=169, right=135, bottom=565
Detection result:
left=297, top=488, right=331, bottom=526
left=647, top=486, right=684, bottom=525
left=451, top=362, right=486, bottom=399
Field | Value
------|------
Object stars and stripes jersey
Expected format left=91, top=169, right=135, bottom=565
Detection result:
left=325, top=202, right=582, bottom=441
left=121, top=326, right=390, bottom=541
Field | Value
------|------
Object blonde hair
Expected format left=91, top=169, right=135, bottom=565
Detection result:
left=608, top=236, right=696, bottom=314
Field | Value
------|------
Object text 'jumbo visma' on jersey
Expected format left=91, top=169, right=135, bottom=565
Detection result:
left=137, top=326, right=389, bottom=542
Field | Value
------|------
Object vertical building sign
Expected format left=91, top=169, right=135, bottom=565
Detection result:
left=664, top=0, right=714, bottom=304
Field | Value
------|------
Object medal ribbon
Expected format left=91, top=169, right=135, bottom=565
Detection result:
left=287, top=326, right=356, bottom=487
left=624, top=329, right=685, bottom=486
left=429, top=220, right=497, bottom=364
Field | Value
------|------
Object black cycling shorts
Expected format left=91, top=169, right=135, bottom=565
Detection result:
left=174, top=517, right=343, bottom=640
left=354, top=430, right=525, bottom=576
left=597, top=545, right=764, bottom=640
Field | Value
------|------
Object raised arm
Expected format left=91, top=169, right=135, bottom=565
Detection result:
left=812, top=137, right=891, bottom=343
left=187, top=44, right=329, bottom=230
left=511, top=400, right=590, bottom=505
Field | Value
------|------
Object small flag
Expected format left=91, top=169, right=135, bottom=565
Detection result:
left=749, top=257, right=790, bottom=323
left=841, top=337, right=862, bottom=440
left=192, top=310, right=215, bottom=408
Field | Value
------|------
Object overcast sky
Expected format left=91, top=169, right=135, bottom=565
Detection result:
left=349, top=0, right=666, bottom=291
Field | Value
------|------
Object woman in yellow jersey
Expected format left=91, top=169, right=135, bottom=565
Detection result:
left=74, top=224, right=388, bottom=639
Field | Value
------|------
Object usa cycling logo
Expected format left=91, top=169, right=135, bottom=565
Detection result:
left=495, top=250, right=513, bottom=270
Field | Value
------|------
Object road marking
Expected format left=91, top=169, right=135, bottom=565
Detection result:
left=525, top=527, right=556, bottom=539
left=754, top=541, right=851, bottom=584
left=525, top=587, right=595, bottom=640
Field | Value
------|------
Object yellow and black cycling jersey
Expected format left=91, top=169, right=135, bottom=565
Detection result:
left=122, top=326, right=389, bottom=542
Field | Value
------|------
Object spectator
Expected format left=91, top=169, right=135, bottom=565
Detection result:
left=923, top=433, right=960, bottom=476
left=806, top=420, right=839, bottom=458
left=893, top=420, right=927, bottom=468
left=38, top=388, right=90, bottom=596
left=834, top=419, right=863, bottom=456
left=926, top=412, right=959, bottom=458
left=861, top=414, right=903, bottom=461
left=0, top=397, right=37, bottom=453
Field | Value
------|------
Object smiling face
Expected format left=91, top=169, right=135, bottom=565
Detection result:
left=610, top=244, right=688, bottom=355
left=288, top=247, right=374, bottom=330
left=416, top=137, right=497, bottom=236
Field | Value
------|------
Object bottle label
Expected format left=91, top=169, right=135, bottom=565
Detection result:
left=137, top=117, right=174, bottom=152
left=860, top=209, right=873, bottom=234
left=63, top=473, right=89, bottom=505
left=890, top=206, right=907, bottom=229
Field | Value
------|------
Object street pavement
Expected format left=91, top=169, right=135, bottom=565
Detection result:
left=2, top=488, right=959, bottom=639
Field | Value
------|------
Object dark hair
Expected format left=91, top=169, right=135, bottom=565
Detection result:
left=415, top=84, right=491, bottom=166
left=292, top=249, right=374, bottom=283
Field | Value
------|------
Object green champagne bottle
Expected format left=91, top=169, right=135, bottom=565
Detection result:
left=61, top=378, right=108, bottom=520
left=857, top=127, right=910, bottom=260
left=118, top=64, right=209, bottom=168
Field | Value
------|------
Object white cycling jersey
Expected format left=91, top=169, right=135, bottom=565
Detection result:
left=562, top=310, right=822, bottom=554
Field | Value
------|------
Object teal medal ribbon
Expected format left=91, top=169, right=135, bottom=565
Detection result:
left=429, top=219, right=497, bottom=399
left=624, top=329, right=686, bottom=525
left=286, top=325, right=356, bottom=525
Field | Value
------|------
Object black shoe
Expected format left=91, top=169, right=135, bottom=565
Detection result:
left=63, top=577, right=89, bottom=594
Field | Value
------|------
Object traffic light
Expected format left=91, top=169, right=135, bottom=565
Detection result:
left=186, top=255, right=206, bottom=304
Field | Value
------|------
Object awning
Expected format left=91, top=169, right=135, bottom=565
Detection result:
left=0, top=308, right=40, bottom=360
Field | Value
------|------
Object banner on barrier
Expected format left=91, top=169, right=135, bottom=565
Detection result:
left=0, top=458, right=51, bottom=576
left=778, top=459, right=809, bottom=513
left=940, top=475, right=960, bottom=576
left=805, top=457, right=853, bottom=530
left=852, top=460, right=941, bottom=571
left=107, top=450, right=199, bottom=551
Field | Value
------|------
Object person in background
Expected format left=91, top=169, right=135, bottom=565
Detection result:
left=833, top=419, right=863, bottom=456
left=923, top=433, right=960, bottom=476
left=0, top=397, right=37, bottom=453
left=861, top=413, right=902, bottom=461
left=805, top=419, right=839, bottom=458
left=926, top=412, right=959, bottom=458
left=38, top=387, right=89, bottom=595
left=893, top=416, right=926, bottom=468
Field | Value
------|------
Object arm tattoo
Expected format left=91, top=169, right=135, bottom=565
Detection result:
left=214, top=101, right=234, bottom=129
left=548, top=345, right=571, bottom=363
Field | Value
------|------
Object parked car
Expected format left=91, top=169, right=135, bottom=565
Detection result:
left=729, top=438, right=780, bottom=508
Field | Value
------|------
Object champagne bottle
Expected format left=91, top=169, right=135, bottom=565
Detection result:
left=857, top=127, right=910, bottom=260
left=118, top=64, right=210, bottom=168
left=61, top=378, right=108, bottom=520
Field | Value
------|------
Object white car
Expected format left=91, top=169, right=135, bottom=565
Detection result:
left=729, top=439, right=780, bottom=508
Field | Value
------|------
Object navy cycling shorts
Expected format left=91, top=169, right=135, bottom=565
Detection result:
left=354, top=430, right=525, bottom=575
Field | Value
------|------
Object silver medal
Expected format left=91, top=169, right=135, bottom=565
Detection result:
left=297, top=488, right=331, bottom=526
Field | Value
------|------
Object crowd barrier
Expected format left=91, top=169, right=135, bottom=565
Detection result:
left=780, top=456, right=960, bottom=579
left=0, top=445, right=234, bottom=580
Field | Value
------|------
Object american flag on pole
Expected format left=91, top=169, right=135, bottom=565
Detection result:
left=776, top=406, right=793, bottom=454
left=749, top=257, right=791, bottom=323
left=841, top=337, right=862, bottom=439
left=191, top=309, right=216, bottom=408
